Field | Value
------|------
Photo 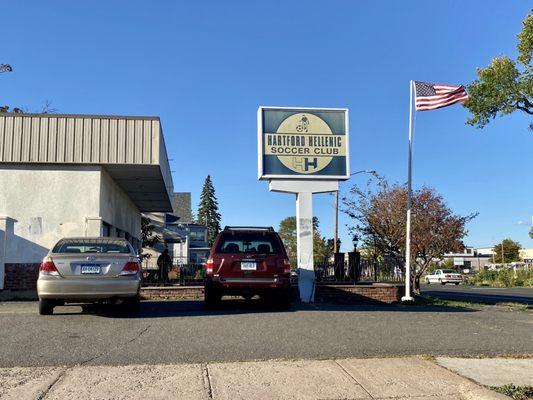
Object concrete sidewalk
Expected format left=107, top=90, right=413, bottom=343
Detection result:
left=436, top=357, right=533, bottom=387
left=0, top=357, right=510, bottom=400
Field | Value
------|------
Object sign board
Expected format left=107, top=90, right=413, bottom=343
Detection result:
left=258, top=107, right=349, bottom=180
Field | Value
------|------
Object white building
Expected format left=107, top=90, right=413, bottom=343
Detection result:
left=142, top=193, right=210, bottom=268
left=0, top=113, right=174, bottom=291
left=443, top=246, right=492, bottom=272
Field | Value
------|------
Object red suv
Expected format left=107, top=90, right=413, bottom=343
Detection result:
left=204, top=226, right=291, bottom=307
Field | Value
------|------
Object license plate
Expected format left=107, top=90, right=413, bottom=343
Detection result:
left=81, top=265, right=101, bottom=274
left=241, top=261, right=256, bottom=271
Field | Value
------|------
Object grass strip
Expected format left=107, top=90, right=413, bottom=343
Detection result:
left=491, top=384, right=533, bottom=400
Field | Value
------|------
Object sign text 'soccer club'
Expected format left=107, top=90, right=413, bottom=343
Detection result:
left=258, top=107, right=349, bottom=179
left=414, top=81, right=469, bottom=111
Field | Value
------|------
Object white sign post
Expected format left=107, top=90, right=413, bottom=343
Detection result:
left=258, top=107, right=349, bottom=303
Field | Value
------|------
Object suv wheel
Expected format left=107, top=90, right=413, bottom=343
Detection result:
left=39, top=299, right=54, bottom=315
left=275, top=289, right=291, bottom=309
left=204, top=283, right=221, bottom=309
left=123, top=294, right=141, bottom=313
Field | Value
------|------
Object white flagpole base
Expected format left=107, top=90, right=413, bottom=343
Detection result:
left=401, top=295, right=415, bottom=302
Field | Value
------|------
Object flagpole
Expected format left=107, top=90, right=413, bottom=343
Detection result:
left=402, top=80, right=415, bottom=302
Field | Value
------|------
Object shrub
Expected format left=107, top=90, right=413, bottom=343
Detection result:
left=472, top=268, right=533, bottom=287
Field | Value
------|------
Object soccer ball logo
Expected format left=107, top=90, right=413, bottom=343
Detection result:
left=295, top=115, right=309, bottom=133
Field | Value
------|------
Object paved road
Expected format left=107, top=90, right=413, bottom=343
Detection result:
left=421, top=283, right=533, bottom=305
left=1, top=300, right=531, bottom=367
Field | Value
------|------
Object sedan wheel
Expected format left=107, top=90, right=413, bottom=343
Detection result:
left=425, top=278, right=430, bottom=284
left=39, top=299, right=54, bottom=315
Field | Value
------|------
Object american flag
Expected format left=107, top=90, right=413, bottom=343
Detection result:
left=414, top=81, right=469, bottom=111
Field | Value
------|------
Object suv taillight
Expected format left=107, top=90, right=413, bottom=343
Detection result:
left=120, top=261, right=140, bottom=275
left=39, top=259, right=59, bottom=276
left=283, top=259, right=291, bottom=274
left=206, top=258, right=214, bottom=275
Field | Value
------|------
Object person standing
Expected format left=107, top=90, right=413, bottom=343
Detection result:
left=394, top=266, right=402, bottom=281
left=157, top=248, right=172, bottom=285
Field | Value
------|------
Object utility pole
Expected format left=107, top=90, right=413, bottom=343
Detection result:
left=334, top=190, right=339, bottom=253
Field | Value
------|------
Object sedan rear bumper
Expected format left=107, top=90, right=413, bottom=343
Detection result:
left=37, top=277, right=140, bottom=300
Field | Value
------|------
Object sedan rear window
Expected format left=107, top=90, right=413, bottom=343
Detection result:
left=53, top=239, right=132, bottom=254
left=215, top=232, right=282, bottom=254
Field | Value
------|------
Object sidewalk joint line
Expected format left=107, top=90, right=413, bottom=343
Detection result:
left=334, top=360, right=375, bottom=400
left=202, top=364, right=214, bottom=399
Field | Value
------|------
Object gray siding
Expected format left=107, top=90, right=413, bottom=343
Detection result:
left=0, top=114, right=161, bottom=165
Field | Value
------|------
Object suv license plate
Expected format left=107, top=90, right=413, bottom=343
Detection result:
left=241, top=262, right=256, bottom=271
left=81, top=265, right=101, bottom=274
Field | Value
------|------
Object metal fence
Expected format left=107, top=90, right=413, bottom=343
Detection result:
left=141, top=262, right=204, bottom=286
left=141, top=255, right=404, bottom=286
left=315, top=256, right=404, bottom=284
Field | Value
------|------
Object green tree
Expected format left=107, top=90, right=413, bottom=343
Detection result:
left=197, top=175, right=221, bottom=246
left=278, top=216, right=328, bottom=266
left=464, top=12, right=533, bottom=129
left=139, top=216, right=159, bottom=260
left=141, top=216, right=159, bottom=248
left=492, top=239, right=521, bottom=263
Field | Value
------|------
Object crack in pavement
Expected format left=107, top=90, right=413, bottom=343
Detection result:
left=79, top=324, right=152, bottom=366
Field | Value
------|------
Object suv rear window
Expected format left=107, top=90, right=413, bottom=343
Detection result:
left=53, top=239, right=132, bottom=254
left=215, top=232, right=282, bottom=254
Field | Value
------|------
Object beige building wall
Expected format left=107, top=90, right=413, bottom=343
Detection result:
left=100, top=168, right=141, bottom=238
left=0, top=164, right=141, bottom=265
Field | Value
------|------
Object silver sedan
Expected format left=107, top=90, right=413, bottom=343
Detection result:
left=37, top=237, right=141, bottom=315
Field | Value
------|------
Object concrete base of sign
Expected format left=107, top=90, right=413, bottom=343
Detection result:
left=269, top=180, right=339, bottom=303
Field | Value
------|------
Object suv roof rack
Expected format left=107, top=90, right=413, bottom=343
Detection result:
left=223, top=226, right=274, bottom=232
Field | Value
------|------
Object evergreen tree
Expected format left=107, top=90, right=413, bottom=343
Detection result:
left=197, top=175, right=222, bottom=246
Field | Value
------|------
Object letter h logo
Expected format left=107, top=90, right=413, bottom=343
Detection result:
left=304, top=157, right=317, bottom=171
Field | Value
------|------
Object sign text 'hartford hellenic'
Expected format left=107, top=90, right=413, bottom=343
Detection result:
left=258, top=107, right=349, bottom=179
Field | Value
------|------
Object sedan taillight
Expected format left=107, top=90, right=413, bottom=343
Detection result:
left=39, top=259, right=59, bottom=276
left=205, top=258, right=214, bottom=275
left=120, top=261, right=140, bottom=276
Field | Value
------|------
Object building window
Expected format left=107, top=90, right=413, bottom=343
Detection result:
left=190, top=230, right=206, bottom=242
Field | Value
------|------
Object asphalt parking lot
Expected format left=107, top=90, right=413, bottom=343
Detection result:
left=421, top=283, right=533, bottom=304
left=1, top=299, right=532, bottom=368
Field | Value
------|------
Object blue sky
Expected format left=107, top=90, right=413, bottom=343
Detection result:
left=2, top=1, right=532, bottom=251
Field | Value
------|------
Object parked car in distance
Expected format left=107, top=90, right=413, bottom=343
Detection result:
left=424, top=269, right=463, bottom=285
left=204, top=226, right=291, bottom=308
left=37, top=237, right=142, bottom=315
